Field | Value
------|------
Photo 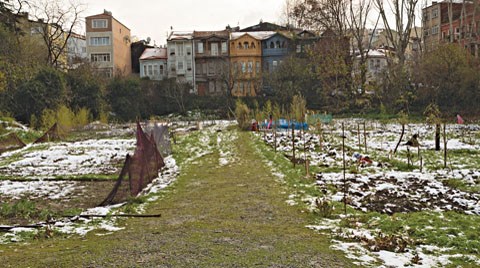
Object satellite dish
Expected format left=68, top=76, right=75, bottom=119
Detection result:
left=146, top=37, right=151, bottom=44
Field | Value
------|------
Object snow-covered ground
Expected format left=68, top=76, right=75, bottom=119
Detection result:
left=256, top=119, right=480, bottom=267
left=0, top=139, right=136, bottom=179
left=0, top=120, right=235, bottom=244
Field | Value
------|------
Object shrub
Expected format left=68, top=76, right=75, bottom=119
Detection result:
left=235, top=99, right=251, bottom=130
left=74, top=107, right=91, bottom=128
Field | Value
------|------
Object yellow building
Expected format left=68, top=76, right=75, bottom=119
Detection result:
left=229, top=32, right=274, bottom=96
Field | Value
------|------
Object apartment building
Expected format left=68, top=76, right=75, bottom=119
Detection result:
left=85, top=10, right=131, bottom=77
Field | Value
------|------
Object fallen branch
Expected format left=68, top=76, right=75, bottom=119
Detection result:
left=0, top=224, right=44, bottom=231
left=68, top=213, right=162, bottom=219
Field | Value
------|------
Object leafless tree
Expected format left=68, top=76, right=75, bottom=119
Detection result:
left=285, top=0, right=348, bottom=34
left=29, top=0, right=85, bottom=68
left=347, top=0, right=379, bottom=93
left=375, top=0, right=419, bottom=65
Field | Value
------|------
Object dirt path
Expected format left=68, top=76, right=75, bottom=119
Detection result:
left=1, top=129, right=354, bottom=267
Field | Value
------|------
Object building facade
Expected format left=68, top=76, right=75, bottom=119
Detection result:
left=229, top=32, right=274, bottom=96
left=167, top=31, right=195, bottom=92
left=85, top=10, right=132, bottom=77
left=139, top=47, right=168, bottom=80
left=193, top=30, right=230, bottom=96
left=66, top=33, right=87, bottom=69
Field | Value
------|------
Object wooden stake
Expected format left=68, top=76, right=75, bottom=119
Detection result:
left=357, top=123, right=361, bottom=151
left=363, top=122, right=367, bottom=153
left=292, top=123, right=295, bottom=168
left=443, top=123, right=447, bottom=168
left=342, top=122, right=347, bottom=215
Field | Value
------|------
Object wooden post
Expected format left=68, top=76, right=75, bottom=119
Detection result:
left=274, top=121, right=277, bottom=153
left=357, top=123, right=361, bottom=151
left=363, top=122, right=367, bottom=153
left=342, top=122, right=347, bottom=215
left=292, top=123, right=295, bottom=168
left=303, top=123, right=308, bottom=174
left=443, top=123, right=447, bottom=168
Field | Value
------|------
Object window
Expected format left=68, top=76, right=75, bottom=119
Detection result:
left=270, top=42, right=274, bottom=48
left=432, top=25, right=439, bottom=35
left=272, top=61, right=278, bottom=70
left=208, top=62, right=215, bottom=75
left=241, top=61, right=247, bottom=73
left=211, top=42, right=218, bottom=56
left=186, top=46, right=192, bottom=55
left=91, top=53, right=110, bottom=62
left=221, top=42, right=227, bottom=53
left=276, top=41, right=280, bottom=48
left=169, top=47, right=175, bottom=55
left=153, top=65, right=159, bottom=76
left=241, top=62, right=246, bottom=73
left=238, top=42, right=242, bottom=49
left=178, top=45, right=184, bottom=57
left=256, top=61, right=260, bottom=74
left=209, top=81, right=215, bottom=93
left=143, top=65, right=147, bottom=76
left=432, top=8, right=438, bottom=18
left=148, top=65, right=153, bottom=76
left=247, top=61, right=253, bottom=73
left=251, top=42, right=255, bottom=49
left=92, top=19, right=107, bottom=28
left=296, top=44, right=301, bottom=53
left=198, top=42, right=204, bottom=53
left=187, top=60, right=192, bottom=71
left=203, top=63, right=207, bottom=74
left=178, top=61, right=184, bottom=70
left=243, top=42, right=249, bottom=49
left=160, top=65, right=164, bottom=75
left=30, top=26, right=43, bottom=35
left=90, top=37, right=110, bottom=46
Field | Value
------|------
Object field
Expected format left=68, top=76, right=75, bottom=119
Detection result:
left=0, top=118, right=479, bottom=267
left=253, top=118, right=480, bottom=267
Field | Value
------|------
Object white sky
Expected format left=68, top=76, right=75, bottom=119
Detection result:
left=80, top=0, right=285, bottom=45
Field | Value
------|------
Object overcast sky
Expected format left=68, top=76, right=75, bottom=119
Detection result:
left=81, top=0, right=285, bottom=45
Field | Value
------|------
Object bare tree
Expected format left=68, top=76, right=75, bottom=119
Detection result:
left=286, top=0, right=348, bottom=34
left=375, top=0, right=419, bottom=65
left=347, top=0, right=379, bottom=94
left=29, top=0, right=85, bottom=68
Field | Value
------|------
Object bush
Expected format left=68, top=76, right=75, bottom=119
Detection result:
left=235, top=99, right=251, bottom=130
left=74, top=107, right=91, bottom=128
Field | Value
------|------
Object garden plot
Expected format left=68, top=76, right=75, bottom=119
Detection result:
left=316, top=171, right=480, bottom=215
left=0, top=138, right=136, bottom=179
left=256, top=119, right=480, bottom=267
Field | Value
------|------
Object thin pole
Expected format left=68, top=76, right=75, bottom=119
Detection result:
left=363, top=121, right=367, bottom=153
left=342, top=122, right=347, bottom=215
left=444, top=123, right=447, bottom=168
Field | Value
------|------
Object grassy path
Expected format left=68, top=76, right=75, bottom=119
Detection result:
left=1, top=128, right=354, bottom=267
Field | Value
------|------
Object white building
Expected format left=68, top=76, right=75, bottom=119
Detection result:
left=139, top=47, right=168, bottom=80
left=167, top=31, right=195, bottom=93
left=66, top=33, right=87, bottom=69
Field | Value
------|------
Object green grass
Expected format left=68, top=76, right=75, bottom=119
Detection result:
left=0, top=199, right=53, bottom=221
left=0, top=126, right=354, bottom=267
